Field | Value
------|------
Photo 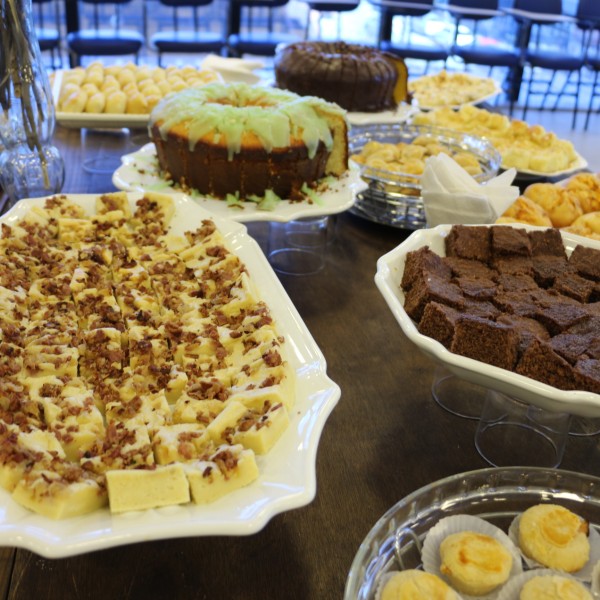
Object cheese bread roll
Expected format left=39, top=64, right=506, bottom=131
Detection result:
left=519, top=574, right=592, bottom=600
left=518, top=504, right=590, bottom=572
left=524, top=183, right=583, bottom=228
left=439, top=531, right=513, bottom=595
left=565, top=172, right=600, bottom=213
left=497, top=196, right=553, bottom=227
left=378, top=570, right=459, bottom=600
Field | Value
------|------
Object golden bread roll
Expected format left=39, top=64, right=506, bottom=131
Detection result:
left=439, top=531, right=513, bottom=595
left=151, top=67, right=167, bottom=82
left=60, top=89, right=88, bottom=113
left=524, top=183, right=583, bottom=228
left=498, top=196, right=553, bottom=227
left=80, top=82, right=99, bottom=97
left=100, top=75, right=120, bottom=94
left=126, top=92, right=149, bottom=115
left=566, top=212, right=600, bottom=236
left=565, top=173, right=600, bottom=213
left=85, top=91, right=106, bottom=114
left=83, top=69, right=104, bottom=88
left=519, top=574, right=592, bottom=600
left=105, top=90, right=127, bottom=114
left=518, top=504, right=590, bottom=572
left=117, top=68, right=136, bottom=88
left=62, top=67, right=86, bottom=86
left=379, top=570, right=459, bottom=600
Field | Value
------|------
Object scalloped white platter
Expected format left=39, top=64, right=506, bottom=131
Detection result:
left=112, top=143, right=365, bottom=223
left=375, top=223, right=600, bottom=418
left=0, top=192, right=340, bottom=558
left=513, top=151, right=589, bottom=178
left=411, top=83, right=503, bottom=112
left=346, top=104, right=418, bottom=126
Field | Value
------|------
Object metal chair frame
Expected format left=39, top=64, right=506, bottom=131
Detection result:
left=32, top=0, right=64, bottom=69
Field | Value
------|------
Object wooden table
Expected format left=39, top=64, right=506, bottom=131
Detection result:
left=2, top=126, right=600, bottom=599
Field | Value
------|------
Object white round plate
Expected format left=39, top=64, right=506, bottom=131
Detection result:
left=112, top=143, right=366, bottom=223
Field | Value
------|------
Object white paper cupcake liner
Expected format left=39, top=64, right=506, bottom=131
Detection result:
left=508, top=514, right=600, bottom=582
left=421, top=514, right=523, bottom=600
left=496, top=568, right=593, bottom=600
left=375, top=570, right=464, bottom=600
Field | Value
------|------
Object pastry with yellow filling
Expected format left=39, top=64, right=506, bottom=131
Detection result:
left=378, top=570, right=460, bottom=600
left=519, top=574, right=592, bottom=600
left=439, top=530, right=513, bottom=595
left=518, top=504, right=590, bottom=572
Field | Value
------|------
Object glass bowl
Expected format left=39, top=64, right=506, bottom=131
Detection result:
left=347, top=123, right=501, bottom=230
left=344, top=467, right=600, bottom=600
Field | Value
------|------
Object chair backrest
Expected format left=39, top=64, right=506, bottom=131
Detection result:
left=159, top=0, right=215, bottom=7
left=577, top=0, right=600, bottom=23
left=513, top=0, right=563, bottom=16
left=448, top=0, right=499, bottom=10
left=370, top=0, right=436, bottom=18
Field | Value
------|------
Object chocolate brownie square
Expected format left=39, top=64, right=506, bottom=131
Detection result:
left=528, top=228, right=567, bottom=258
left=403, top=275, right=464, bottom=321
left=569, top=245, right=600, bottom=282
left=491, top=226, right=532, bottom=258
left=565, top=315, right=600, bottom=336
left=550, top=332, right=594, bottom=364
left=493, top=291, right=539, bottom=317
left=418, top=302, right=460, bottom=348
left=455, top=276, right=497, bottom=300
left=533, top=302, right=589, bottom=336
left=497, top=313, right=549, bottom=354
left=464, top=298, right=501, bottom=320
left=515, top=338, right=577, bottom=390
left=450, top=316, right=519, bottom=370
left=492, top=256, right=534, bottom=277
left=401, top=246, right=451, bottom=292
left=552, top=272, right=595, bottom=303
left=574, top=359, right=600, bottom=393
left=495, top=273, right=539, bottom=293
left=442, top=256, right=496, bottom=280
left=445, top=225, right=491, bottom=263
left=532, top=255, right=569, bottom=288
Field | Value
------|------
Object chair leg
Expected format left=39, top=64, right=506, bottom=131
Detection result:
left=522, top=67, right=532, bottom=122
left=584, top=69, right=598, bottom=131
left=572, top=68, right=581, bottom=129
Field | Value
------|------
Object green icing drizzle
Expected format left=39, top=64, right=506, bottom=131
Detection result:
left=149, top=82, right=346, bottom=161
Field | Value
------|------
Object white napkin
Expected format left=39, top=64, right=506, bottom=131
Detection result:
left=347, top=104, right=417, bottom=126
left=200, top=55, right=264, bottom=84
left=421, top=153, right=519, bottom=227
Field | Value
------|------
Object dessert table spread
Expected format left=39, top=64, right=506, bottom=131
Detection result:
left=0, top=125, right=599, bottom=599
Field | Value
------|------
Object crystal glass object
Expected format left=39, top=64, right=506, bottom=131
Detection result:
left=0, top=0, right=64, bottom=206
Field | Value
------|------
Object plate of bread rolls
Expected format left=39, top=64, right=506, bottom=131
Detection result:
left=52, top=62, right=221, bottom=129
left=498, top=172, right=600, bottom=241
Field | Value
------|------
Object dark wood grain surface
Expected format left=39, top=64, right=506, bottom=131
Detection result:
left=3, top=126, right=600, bottom=600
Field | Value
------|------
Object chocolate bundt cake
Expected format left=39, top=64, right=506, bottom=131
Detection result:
left=274, top=41, right=409, bottom=112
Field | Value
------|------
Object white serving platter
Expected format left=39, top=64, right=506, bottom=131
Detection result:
left=112, top=143, right=366, bottom=223
left=0, top=193, right=340, bottom=558
left=375, top=223, right=600, bottom=418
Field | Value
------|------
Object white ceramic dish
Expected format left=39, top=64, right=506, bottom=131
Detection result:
left=344, top=467, right=600, bottom=600
left=112, top=143, right=365, bottom=223
left=52, top=71, right=149, bottom=130
left=0, top=193, right=340, bottom=558
left=512, top=152, right=589, bottom=179
left=346, top=104, right=418, bottom=126
left=375, top=223, right=600, bottom=418
left=412, top=85, right=503, bottom=112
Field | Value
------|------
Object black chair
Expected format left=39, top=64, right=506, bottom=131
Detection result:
left=368, top=0, right=449, bottom=74
left=227, top=0, right=300, bottom=57
left=446, top=0, right=520, bottom=112
left=66, top=0, right=145, bottom=67
left=504, top=0, right=586, bottom=128
left=32, top=0, right=64, bottom=69
left=300, top=0, right=361, bottom=40
left=150, top=0, right=226, bottom=66
left=577, top=0, right=600, bottom=129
